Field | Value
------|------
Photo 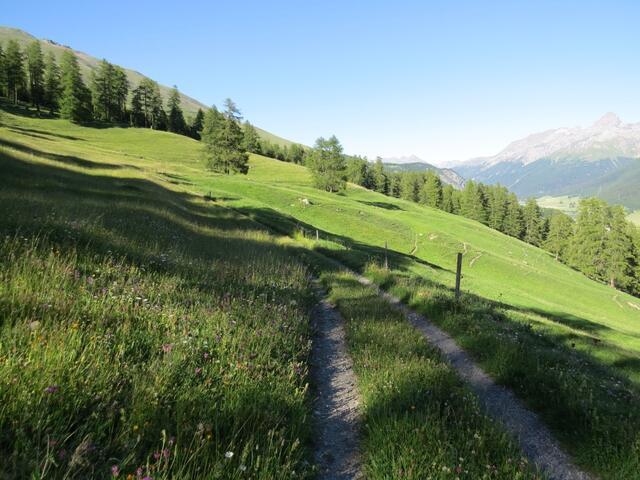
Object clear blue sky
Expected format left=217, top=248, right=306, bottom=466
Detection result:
left=6, top=1, right=640, bottom=164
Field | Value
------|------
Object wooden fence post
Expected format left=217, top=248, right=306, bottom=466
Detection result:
left=455, top=252, right=463, bottom=300
left=316, top=229, right=319, bottom=241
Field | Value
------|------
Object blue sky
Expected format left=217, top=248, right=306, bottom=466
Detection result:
left=6, top=1, right=640, bottom=164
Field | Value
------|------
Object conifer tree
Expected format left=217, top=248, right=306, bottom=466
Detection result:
left=604, top=205, right=636, bottom=289
left=487, top=185, right=509, bottom=232
left=189, top=108, right=205, bottom=139
left=522, top=198, right=545, bottom=246
left=544, top=211, right=574, bottom=260
left=419, top=171, right=443, bottom=208
left=306, top=135, right=347, bottom=192
left=91, top=59, right=116, bottom=121
left=59, top=50, right=92, bottom=122
left=26, top=41, right=45, bottom=112
left=241, top=121, right=261, bottom=152
left=388, top=172, right=402, bottom=198
left=399, top=173, right=422, bottom=202
left=43, top=52, right=61, bottom=114
left=503, top=193, right=524, bottom=238
left=372, top=157, right=388, bottom=194
left=460, top=180, right=488, bottom=224
left=441, top=184, right=456, bottom=213
left=131, top=78, right=163, bottom=128
left=202, top=104, right=249, bottom=174
left=112, top=66, right=128, bottom=122
left=5, top=40, right=25, bottom=104
left=167, top=86, right=186, bottom=134
left=567, top=198, right=608, bottom=279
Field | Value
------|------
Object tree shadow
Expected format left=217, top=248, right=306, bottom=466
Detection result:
left=9, top=125, right=85, bottom=141
left=357, top=200, right=404, bottom=211
left=0, top=137, right=124, bottom=170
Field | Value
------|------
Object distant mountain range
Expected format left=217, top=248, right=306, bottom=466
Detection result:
left=453, top=113, right=640, bottom=209
left=382, top=155, right=465, bottom=188
left=0, top=26, right=294, bottom=147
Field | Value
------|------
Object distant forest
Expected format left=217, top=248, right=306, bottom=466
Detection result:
left=1, top=38, right=638, bottom=297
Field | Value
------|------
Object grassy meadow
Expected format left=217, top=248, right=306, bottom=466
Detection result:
left=1, top=105, right=640, bottom=478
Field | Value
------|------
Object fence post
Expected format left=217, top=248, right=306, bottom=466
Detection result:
left=384, top=241, right=389, bottom=271
left=455, top=252, right=463, bottom=300
left=316, top=229, right=319, bottom=241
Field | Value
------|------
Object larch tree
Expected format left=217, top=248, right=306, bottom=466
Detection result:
left=420, top=171, right=443, bottom=208
left=372, top=157, right=388, bottom=194
left=43, top=52, right=61, bottom=114
left=26, top=41, right=45, bottom=112
left=544, top=211, right=574, bottom=260
left=167, top=86, right=187, bottom=134
left=305, top=135, right=347, bottom=192
left=59, top=50, right=92, bottom=122
left=5, top=40, right=25, bottom=104
left=241, top=121, right=261, bottom=152
left=460, top=180, right=488, bottom=224
left=503, top=193, right=524, bottom=238
left=189, top=108, right=205, bottom=139
left=201, top=104, right=249, bottom=174
left=604, top=205, right=636, bottom=289
left=522, top=198, right=545, bottom=246
left=441, top=184, right=456, bottom=213
left=567, top=198, right=609, bottom=280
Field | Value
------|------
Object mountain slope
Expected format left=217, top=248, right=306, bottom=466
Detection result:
left=455, top=113, right=640, bottom=207
left=382, top=155, right=465, bottom=188
left=0, top=26, right=297, bottom=147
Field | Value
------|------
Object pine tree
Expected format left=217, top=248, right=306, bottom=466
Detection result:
left=544, top=212, right=574, bottom=260
left=91, top=59, right=116, bottom=121
left=487, top=185, right=509, bottom=232
left=419, top=171, right=443, bottom=208
left=503, top=193, right=524, bottom=238
left=305, top=135, right=347, bottom=192
left=372, top=157, right=388, bottom=194
left=43, top=52, right=61, bottom=114
left=399, top=173, right=422, bottom=202
left=202, top=105, right=249, bottom=174
left=346, top=156, right=371, bottom=187
left=241, top=121, right=261, bottom=152
left=189, top=108, right=205, bottom=139
left=567, top=198, right=608, bottom=280
left=441, top=184, right=456, bottom=213
left=604, top=205, right=636, bottom=289
left=522, top=198, right=545, bottom=246
left=388, top=172, right=402, bottom=198
left=167, top=86, right=186, bottom=134
left=460, top=180, right=488, bottom=224
left=112, top=66, right=128, bottom=122
left=131, top=78, right=163, bottom=128
left=5, top=40, right=25, bottom=104
left=59, top=50, right=92, bottom=122
left=26, top=41, right=45, bottom=112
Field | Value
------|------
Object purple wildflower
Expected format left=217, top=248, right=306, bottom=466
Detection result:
left=195, top=367, right=202, bottom=375
left=162, top=448, right=170, bottom=459
left=161, top=343, right=173, bottom=353
left=111, top=465, right=120, bottom=477
left=44, top=385, right=59, bottom=394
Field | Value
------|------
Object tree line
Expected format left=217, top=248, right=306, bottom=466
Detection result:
left=298, top=137, right=640, bottom=296
left=0, top=39, right=204, bottom=138
left=2, top=40, right=638, bottom=296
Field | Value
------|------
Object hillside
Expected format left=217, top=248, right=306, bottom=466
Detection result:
left=1, top=108, right=640, bottom=478
left=382, top=155, right=465, bottom=188
left=0, top=26, right=296, bottom=148
left=455, top=113, right=640, bottom=208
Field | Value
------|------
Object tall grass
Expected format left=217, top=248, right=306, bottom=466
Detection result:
left=0, top=147, right=315, bottom=478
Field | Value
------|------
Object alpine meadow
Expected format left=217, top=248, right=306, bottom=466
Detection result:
left=2, top=3, right=640, bottom=480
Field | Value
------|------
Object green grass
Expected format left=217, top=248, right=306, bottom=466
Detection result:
left=2, top=107, right=640, bottom=478
left=0, top=120, right=316, bottom=477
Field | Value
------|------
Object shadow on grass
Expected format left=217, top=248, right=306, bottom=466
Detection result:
left=357, top=200, right=404, bottom=211
left=0, top=137, right=125, bottom=170
left=9, top=125, right=85, bottom=141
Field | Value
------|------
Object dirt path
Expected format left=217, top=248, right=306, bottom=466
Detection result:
left=354, top=274, right=593, bottom=480
left=310, top=282, right=363, bottom=480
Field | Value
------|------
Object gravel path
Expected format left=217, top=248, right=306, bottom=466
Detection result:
left=354, top=274, right=593, bottom=480
left=310, top=282, right=363, bottom=480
